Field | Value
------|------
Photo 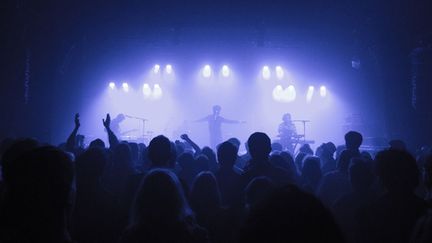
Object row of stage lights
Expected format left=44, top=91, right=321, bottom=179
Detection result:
left=109, top=82, right=163, bottom=99
left=111, top=64, right=320, bottom=82
left=108, top=81, right=327, bottom=103
left=149, top=64, right=286, bottom=79
left=272, top=85, right=327, bottom=103
left=151, top=64, right=232, bottom=78
left=108, top=64, right=327, bottom=102
left=262, top=65, right=285, bottom=80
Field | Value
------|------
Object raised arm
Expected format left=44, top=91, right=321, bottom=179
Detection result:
left=66, top=113, right=80, bottom=152
left=221, top=117, right=246, bottom=124
left=193, top=116, right=209, bottom=123
left=103, top=113, right=119, bottom=148
left=180, top=134, right=202, bottom=155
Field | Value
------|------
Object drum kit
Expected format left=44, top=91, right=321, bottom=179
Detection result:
left=119, top=115, right=153, bottom=144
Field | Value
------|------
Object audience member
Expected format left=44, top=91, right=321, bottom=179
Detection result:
left=317, top=149, right=358, bottom=207
left=73, top=147, right=122, bottom=243
left=300, top=156, right=322, bottom=194
left=358, top=150, right=428, bottom=243
left=120, top=169, right=208, bottom=243
left=1, top=116, right=429, bottom=243
left=0, top=146, right=74, bottom=243
left=344, top=131, right=363, bottom=155
left=242, top=132, right=291, bottom=186
left=215, top=141, right=243, bottom=207
left=240, top=185, right=344, bottom=243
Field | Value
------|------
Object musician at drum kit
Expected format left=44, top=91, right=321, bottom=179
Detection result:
left=109, top=113, right=126, bottom=135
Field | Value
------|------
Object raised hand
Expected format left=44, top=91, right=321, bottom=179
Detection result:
left=74, top=113, right=80, bottom=128
left=103, top=113, right=111, bottom=129
left=180, top=134, right=189, bottom=140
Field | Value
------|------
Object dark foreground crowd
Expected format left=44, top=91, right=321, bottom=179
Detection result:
left=0, top=113, right=432, bottom=243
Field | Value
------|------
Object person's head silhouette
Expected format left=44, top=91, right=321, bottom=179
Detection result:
left=282, top=113, right=292, bottom=123
left=1, top=138, right=39, bottom=183
left=389, top=139, right=407, bottom=151
left=148, top=135, right=172, bottom=168
left=89, top=138, right=105, bottom=149
left=247, top=132, right=271, bottom=161
left=132, top=169, right=191, bottom=225
left=323, top=142, right=336, bottom=157
left=375, top=149, right=419, bottom=194
left=344, top=131, right=363, bottom=152
left=240, top=185, right=344, bottom=243
left=301, top=156, right=322, bottom=182
left=212, top=105, right=221, bottom=116
left=76, top=147, right=107, bottom=184
left=217, top=141, right=238, bottom=168
left=2, top=146, right=74, bottom=242
left=177, top=152, right=194, bottom=170
left=190, top=171, right=221, bottom=213
left=227, top=137, right=241, bottom=148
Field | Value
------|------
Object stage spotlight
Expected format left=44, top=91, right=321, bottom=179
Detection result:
left=320, top=85, right=327, bottom=97
left=153, top=84, right=163, bottom=99
left=272, top=85, right=283, bottom=101
left=262, top=66, right=271, bottom=80
left=109, top=82, right=116, bottom=90
left=165, top=64, right=173, bottom=74
left=122, top=82, right=129, bottom=92
left=202, top=65, right=212, bottom=78
left=275, top=66, right=284, bottom=80
left=221, top=65, right=230, bottom=77
left=142, top=83, right=152, bottom=97
left=306, top=86, right=314, bottom=103
left=153, top=64, right=160, bottom=74
left=286, top=85, right=296, bottom=101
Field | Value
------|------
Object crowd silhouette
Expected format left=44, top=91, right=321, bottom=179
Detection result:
left=0, top=113, right=431, bottom=243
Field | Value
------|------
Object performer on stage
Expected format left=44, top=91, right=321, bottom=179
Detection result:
left=195, top=105, right=245, bottom=149
left=108, top=113, right=125, bottom=135
left=278, top=113, right=297, bottom=151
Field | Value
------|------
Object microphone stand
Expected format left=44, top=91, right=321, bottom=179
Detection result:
left=125, top=115, right=148, bottom=139
left=292, top=120, right=311, bottom=142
